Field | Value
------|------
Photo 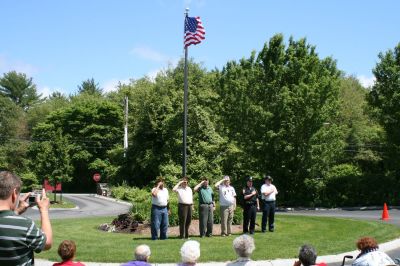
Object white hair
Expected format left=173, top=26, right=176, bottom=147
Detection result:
left=135, top=244, right=151, bottom=261
left=232, top=235, right=255, bottom=258
left=180, top=240, right=200, bottom=264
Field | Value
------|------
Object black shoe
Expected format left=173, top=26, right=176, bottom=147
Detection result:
left=269, top=229, right=274, bottom=232
left=261, top=230, right=266, bottom=233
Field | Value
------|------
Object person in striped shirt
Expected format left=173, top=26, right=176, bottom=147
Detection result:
left=0, top=171, right=53, bottom=266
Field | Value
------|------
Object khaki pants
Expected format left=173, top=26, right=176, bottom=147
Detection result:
left=220, top=205, right=234, bottom=235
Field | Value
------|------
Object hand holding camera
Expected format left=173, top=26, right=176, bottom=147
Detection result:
left=18, top=189, right=50, bottom=214
left=28, top=190, right=41, bottom=206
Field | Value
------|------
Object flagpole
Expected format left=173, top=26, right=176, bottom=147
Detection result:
left=182, top=7, right=189, bottom=177
left=123, top=96, right=128, bottom=158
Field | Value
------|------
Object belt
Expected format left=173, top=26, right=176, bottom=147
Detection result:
left=200, top=203, right=213, bottom=205
left=152, top=204, right=167, bottom=208
left=178, top=203, right=193, bottom=206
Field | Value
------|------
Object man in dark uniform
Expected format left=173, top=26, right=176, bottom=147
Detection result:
left=242, top=176, right=259, bottom=234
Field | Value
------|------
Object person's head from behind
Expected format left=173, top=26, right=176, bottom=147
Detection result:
left=0, top=171, right=22, bottom=210
left=232, top=234, right=255, bottom=258
left=58, top=240, right=77, bottom=262
left=356, top=236, right=378, bottom=252
left=180, top=240, right=200, bottom=264
left=134, top=244, right=151, bottom=262
left=298, top=244, right=317, bottom=266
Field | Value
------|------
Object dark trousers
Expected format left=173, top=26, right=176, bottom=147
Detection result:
left=261, top=201, right=275, bottom=232
left=151, top=205, right=168, bottom=240
left=199, top=204, right=213, bottom=236
left=243, top=204, right=257, bottom=234
left=178, top=203, right=192, bottom=238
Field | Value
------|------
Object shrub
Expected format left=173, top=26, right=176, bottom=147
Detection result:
left=111, top=185, right=243, bottom=226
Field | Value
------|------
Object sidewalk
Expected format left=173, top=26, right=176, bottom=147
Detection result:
left=36, top=237, right=400, bottom=266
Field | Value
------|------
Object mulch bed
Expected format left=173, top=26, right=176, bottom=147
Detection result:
left=108, top=213, right=243, bottom=236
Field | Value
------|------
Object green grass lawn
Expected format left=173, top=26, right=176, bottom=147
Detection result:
left=48, top=193, right=75, bottom=209
left=36, top=215, right=400, bottom=263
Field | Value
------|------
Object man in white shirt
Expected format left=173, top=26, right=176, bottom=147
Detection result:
left=215, top=175, right=236, bottom=236
left=172, top=177, right=193, bottom=239
left=260, top=175, right=278, bottom=232
left=151, top=178, right=169, bottom=240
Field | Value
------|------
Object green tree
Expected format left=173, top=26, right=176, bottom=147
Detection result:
left=0, top=97, right=30, bottom=173
left=120, top=61, right=226, bottom=187
left=29, top=129, right=73, bottom=201
left=216, top=34, right=345, bottom=205
left=367, top=42, right=400, bottom=200
left=338, top=77, right=384, bottom=175
left=0, top=71, right=42, bottom=110
left=30, top=94, right=123, bottom=192
left=0, top=97, right=21, bottom=145
left=27, top=91, right=70, bottom=132
left=77, top=78, right=103, bottom=96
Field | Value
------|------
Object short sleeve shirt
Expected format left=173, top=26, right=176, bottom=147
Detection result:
left=175, top=186, right=193, bottom=204
left=151, top=188, right=169, bottom=206
left=198, top=186, right=213, bottom=205
left=219, top=185, right=236, bottom=206
left=260, top=184, right=277, bottom=201
left=0, top=210, right=47, bottom=266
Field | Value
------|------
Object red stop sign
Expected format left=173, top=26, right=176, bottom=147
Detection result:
left=93, top=173, right=101, bottom=182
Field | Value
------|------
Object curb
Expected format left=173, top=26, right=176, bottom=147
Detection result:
left=93, top=194, right=133, bottom=207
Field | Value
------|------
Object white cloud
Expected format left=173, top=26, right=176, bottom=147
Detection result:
left=357, top=75, right=376, bottom=88
left=102, top=78, right=131, bottom=93
left=0, top=54, right=38, bottom=76
left=38, top=86, right=66, bottom=99
left=145, top=58, right=181, bottom=80
left=146, top=69, right=162, bottom=80
left=130, top=46, right=170, bottom=62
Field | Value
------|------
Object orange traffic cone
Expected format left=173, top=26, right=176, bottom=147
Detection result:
left=382, top=203, right=390, bottom=220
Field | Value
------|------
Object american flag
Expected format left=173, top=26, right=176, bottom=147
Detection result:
left=184, top=16, right=205, bottom=48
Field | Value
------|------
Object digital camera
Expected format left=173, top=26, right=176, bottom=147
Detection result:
left=28, top=191, right=41, bottom=206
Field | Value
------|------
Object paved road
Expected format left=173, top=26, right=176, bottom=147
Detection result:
left=278, top=207, right=400, bottom=226
left=24, top=194, right=131, bottom=220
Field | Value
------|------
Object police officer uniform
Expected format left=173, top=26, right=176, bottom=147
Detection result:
left=242, top=176, right=258, bottom=234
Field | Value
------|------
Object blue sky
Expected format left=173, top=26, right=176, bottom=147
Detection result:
left=1, top=0, right=399, bottom=97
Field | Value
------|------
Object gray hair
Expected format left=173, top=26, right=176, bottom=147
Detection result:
left=134, top=244, right=151, bottom=262
left=0, top=171, right=22, bottom=200
left=298, top=244, right=317, bottom=266
left=180, top=240, right=200, bottom=264
left=232, top=235, right=255, bottom=258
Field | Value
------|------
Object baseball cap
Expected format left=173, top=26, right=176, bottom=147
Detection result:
left=224, top=175, right=230, bottom=181
left=246, top=176, right=253, bottom=182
